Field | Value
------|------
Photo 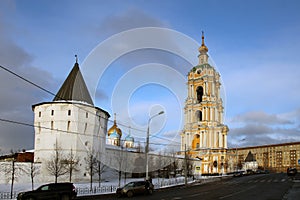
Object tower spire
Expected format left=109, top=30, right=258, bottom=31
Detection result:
left=114, top=113, right=117, bottom=124
left=75, top=55, right=78, bottom=64
left=201, top=31, right=205, bottom=46
left=199, top=31, right=208, bottom=53
left=198, top=31, right=209, bottom=64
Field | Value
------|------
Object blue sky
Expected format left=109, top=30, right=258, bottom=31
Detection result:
left=0, top=0, right=300, bottom=153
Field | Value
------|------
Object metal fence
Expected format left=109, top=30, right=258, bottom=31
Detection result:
left=76, top=185, right=118, bottom=195
left=75, top=178, right=194, bottom=196
left=0, top=192, right=17, bottom=199
left=154, top=177, right=194, bottom=189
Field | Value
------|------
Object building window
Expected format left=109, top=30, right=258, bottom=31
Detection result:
left=67, top=121, right=71, bottom=131
left=196, top=86, right=204, bottom=103
left=38, top=122, right=41, bottom=134
left=84, top=123, right=87, bottom=133
left=39, top=111, right=41, bottom=117
left=195, top=110, right=202, bottom=121
left=51, top=110, right=54, bottom=116
left=86, top=112, right=88, bottom=118
left=68, top=110, right=71, bottom=116
left=51, top=121, right=54, bottom=130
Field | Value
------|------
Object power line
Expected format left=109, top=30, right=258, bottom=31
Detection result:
left=0, top=64, right=146, bottom=133
left=0, top=65, right=57, bottom=97
left=0, top=117, right=181, bottom=147
left=0, top=64, right=182, bottom=146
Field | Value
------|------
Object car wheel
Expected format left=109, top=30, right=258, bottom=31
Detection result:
left=117, top=194, right=123, bottom=198
left=127, top=190, right=134, bottom=198
left=61, top=194, right=70, bottom=200
left=148, top=189, right=153, bottom=195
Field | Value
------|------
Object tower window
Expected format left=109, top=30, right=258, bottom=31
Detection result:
left=68, top=110, right=71, bottom=116
left=39, top=112, right=41, bottom=117
left=86, top=112, right=88, bottom=118
left=196, top=110, right=202, bottom=121
left=196, top=86, right=203, bottom=103
left=67, top=121, right=71, bottom=131
left=51, top=110, right=54, bottom=116
left=84, top=123, right=87, bottom=133
left=38, top=122, right=41, bottom=133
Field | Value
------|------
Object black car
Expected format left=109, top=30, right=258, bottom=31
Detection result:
left=287, top=167, right=297, bottom=176
left=116, top=181, right=154, bottom=198
left=17, top=182, right=77, bottom=200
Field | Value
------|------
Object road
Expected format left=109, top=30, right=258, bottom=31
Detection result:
left=77, top=173, right=295, bottom=200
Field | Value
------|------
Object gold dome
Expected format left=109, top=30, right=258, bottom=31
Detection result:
left=198, top=31, right=208, bottom=53
left=107, top=113, right=122, bottom=137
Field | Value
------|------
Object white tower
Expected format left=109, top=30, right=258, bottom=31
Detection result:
left=32, top=58, right=110, bottom=182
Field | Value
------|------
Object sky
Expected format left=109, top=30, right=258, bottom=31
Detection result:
left=0, top=0, right=300, bottom=154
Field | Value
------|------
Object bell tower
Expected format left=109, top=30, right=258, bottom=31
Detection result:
left=181, top=32, right=229, bottom=174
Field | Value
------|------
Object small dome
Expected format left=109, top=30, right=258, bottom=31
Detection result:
left=108, top=124, right=122, bottom=136
left=198, top=44, right=208, bottom=53
left=125, top=134, right=134, bottom=142
left=107, top=113, right=122, bottom=137
left=198, top=32, right=208, bottom=53
left=109, top=131, right=121, bottom=139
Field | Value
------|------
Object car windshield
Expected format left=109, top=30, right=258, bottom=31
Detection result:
left=124, top=182, right=135, bottom=187
left=39, top=185, right=50, bottom=191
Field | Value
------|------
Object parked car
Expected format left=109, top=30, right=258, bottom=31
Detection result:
left=287, top=167, right=297, bottom=176
left=116, top=181, right=154, bottom=198
left=17, top=182, right=77, bottom=200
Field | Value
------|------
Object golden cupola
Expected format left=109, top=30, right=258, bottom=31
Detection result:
left=107, top=113, right=122, bottom=137
left=198, top=31, right=209, bottom=65
left=198, top=31, right=208, bottom=53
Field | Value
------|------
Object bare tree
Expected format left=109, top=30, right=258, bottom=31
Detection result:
left=115, top=146, right=126, bottom=187
left=29, top=162, right=40, bottom=190
left=63, top=148, right=79, bottom=182
left=95, top=158, right=107, bottom=187
left=85, top=151, right=97, bottom=191
left=2, top=151, right=23, bottom=199
left=3, top=158, right=21, bottom=199
left=21, top=162, right=40, bottom=190
left=46, top=143, right=68, bottom=183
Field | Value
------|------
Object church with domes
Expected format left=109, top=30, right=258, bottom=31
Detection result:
left=107, top=114, right=134, bottom=148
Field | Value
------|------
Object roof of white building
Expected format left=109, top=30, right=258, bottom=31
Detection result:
left=53, top=56, right=94, bottom=105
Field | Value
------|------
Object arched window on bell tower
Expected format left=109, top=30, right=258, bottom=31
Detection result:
left=196, top=86, right=203, bottom=103
left=195, top=110, right=202, bottom=121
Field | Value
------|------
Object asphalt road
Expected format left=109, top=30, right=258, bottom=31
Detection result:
left=77, top=173, right=295, bottom=200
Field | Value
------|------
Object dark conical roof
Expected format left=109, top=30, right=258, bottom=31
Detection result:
left=53, top=61, right=94, bottom=105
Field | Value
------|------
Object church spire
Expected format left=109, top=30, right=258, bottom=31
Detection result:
left=114, top=113, right=117, bottom=124
left=198, top=31, right=209, bottom=65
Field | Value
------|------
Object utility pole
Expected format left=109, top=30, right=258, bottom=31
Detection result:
left=145, top=111, right=164, bottom=180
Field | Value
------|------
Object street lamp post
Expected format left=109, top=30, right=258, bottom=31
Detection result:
left=145, top=111, right=164, bottom=180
